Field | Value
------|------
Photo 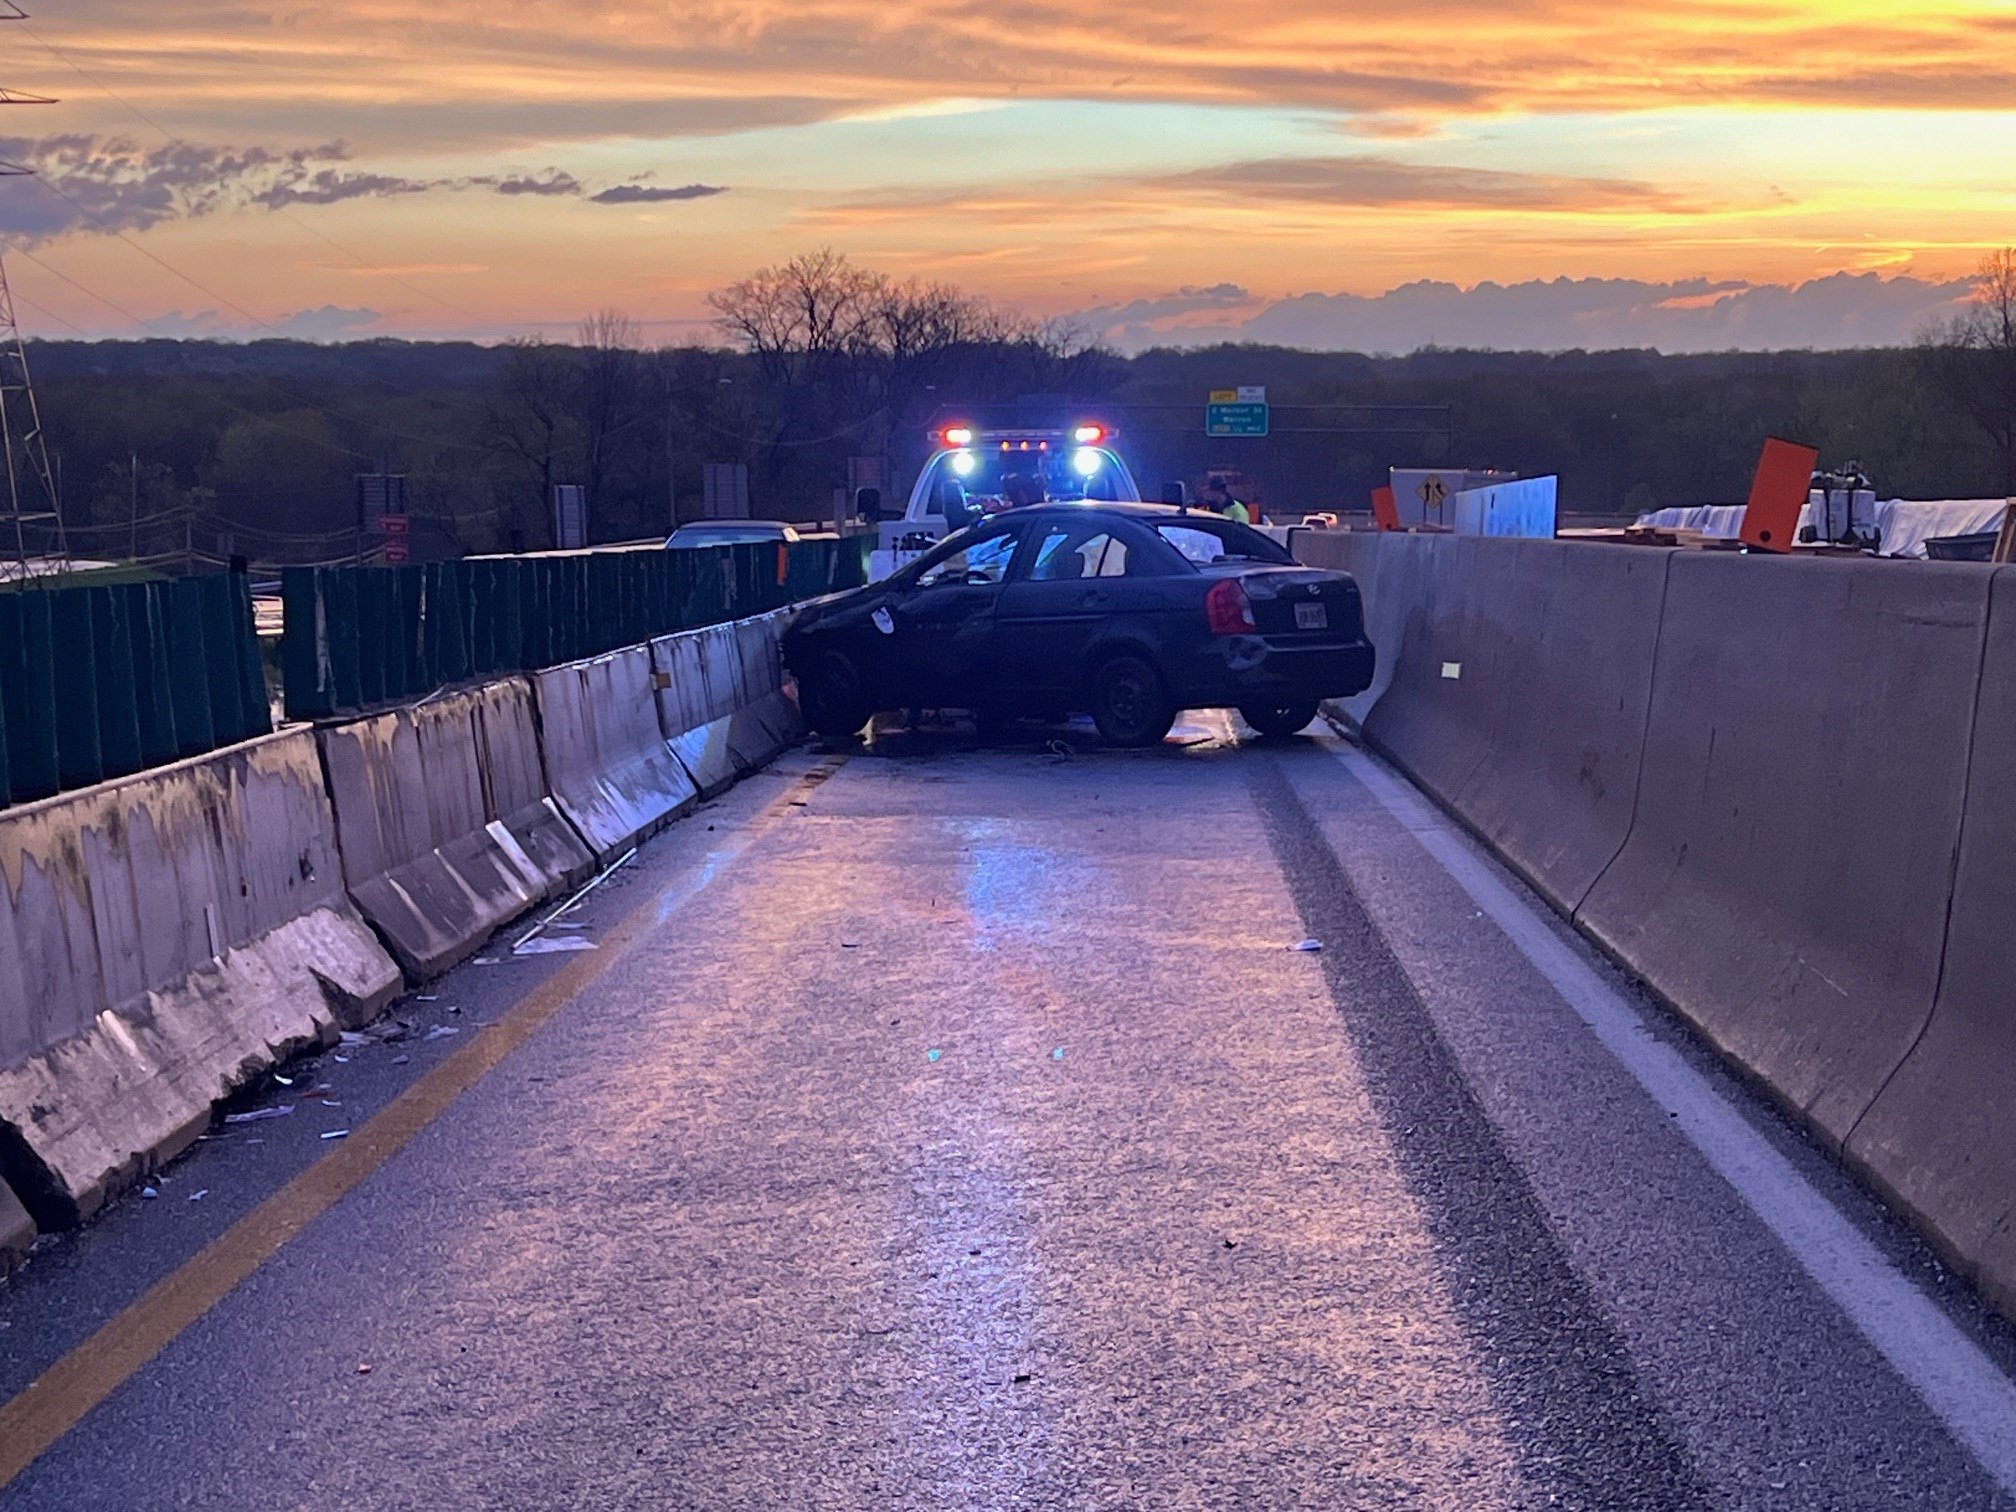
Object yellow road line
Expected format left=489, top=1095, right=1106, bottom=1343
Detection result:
left=0, top=759, right=839, bottom=1489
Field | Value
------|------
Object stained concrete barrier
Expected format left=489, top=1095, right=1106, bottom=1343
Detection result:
left=651, top=612, right=803, bottom=797
left=0, top=731, right=400, bottom=1226
left=650, top=624, right=741, bottom=796
left=1577, top=553, right=1992, bottom=1149
left=1295, top=530, right=1405, bottom=729
left=534, top=645, right=697, bottom=859
left=319, top=679, right=594, bottom=979
left=0, top=1175, right=32, bottom=1272
left=1846, top=564, right=2016, bottom=1313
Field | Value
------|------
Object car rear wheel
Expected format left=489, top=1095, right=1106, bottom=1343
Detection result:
left=1239, top=698, right=1320, bottom=740
left=798, top=652, right=871, bottom=738
left=1089, top=654, right=1177, bottom=748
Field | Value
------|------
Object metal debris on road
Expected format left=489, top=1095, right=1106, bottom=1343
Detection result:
left=188, top=1190, right=208, bottom=1202
left=321, top=1130, right=350, bottom=1141
left=224, top=1105, right=294, bottom=1124
left=1290, top=939, right=1323, bottom=953
left=513, top=935, right=597, bottom=956
left=141, top=1187, right=158, bottom=1200
left=424, top=1025, right=460, bottom=1041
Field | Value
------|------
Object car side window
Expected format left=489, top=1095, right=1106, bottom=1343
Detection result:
left=1029, top=527, right=1129, bottom=581
left=917, top=529, right=1018, bottom=588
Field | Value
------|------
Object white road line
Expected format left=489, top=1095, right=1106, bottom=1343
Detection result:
left=1328, top=739, right=2016, bottom=1492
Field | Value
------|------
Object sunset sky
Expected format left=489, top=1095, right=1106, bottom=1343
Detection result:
left=0, top=0, right=2010, bottom=349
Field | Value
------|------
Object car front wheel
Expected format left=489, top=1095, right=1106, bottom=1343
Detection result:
left=798, top=652, right=871, bottom=738
left=1089, top=654, right=1177, bottom=748
left=1239, top=698, right=1320, bottom=739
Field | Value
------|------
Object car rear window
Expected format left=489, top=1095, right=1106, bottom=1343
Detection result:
left=1154, top=520, right=1293, bottom=565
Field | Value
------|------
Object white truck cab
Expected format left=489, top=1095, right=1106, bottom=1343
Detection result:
left=868, top=421, right=1143, bottom=581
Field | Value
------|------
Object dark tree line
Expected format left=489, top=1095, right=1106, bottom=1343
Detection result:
left=16, top=248, right=2016, bottom=567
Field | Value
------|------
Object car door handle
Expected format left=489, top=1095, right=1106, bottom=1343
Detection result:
left=1079, top=589, right=1109, bottom=608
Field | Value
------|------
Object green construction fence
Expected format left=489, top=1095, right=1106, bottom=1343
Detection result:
left=0, top=573, right=271, bottom=811
left=281, top=536, right=872, bottom=722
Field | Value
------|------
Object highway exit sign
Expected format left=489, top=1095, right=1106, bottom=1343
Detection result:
left=1206, top=386, right=1269, bottom=437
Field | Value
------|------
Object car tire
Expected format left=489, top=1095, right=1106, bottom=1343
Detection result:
left=1089, top=654, right=1177, bottom=748
left=798, top=652, right=871, bottom=738
left=1239, top=698, right=1320, bottom=740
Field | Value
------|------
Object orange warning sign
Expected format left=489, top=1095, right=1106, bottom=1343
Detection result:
left=1371, top=485, right=1401, bottom=533
left=1739, top=438, right=1818, bottom=553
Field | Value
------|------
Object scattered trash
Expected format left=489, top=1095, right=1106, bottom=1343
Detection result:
left=225, top=1105, right=294, bottom=1124
left=273, top=1074, right=294, bottom=1086
left=188, top=1189, right=208, bottom=1203
left=513, top=935, right=596, bottom=956
left=333, top=1054, right=349, bottom=1065
left=1290, top=939, right=1323, bottom=953
left=392, top=1054, right=410, bottom=1066
left=356, top=1363, right=373, bottom=1375
left=447, top=1005, right=462, bottom=1015
left=473, top=957, right=502, bottom=966
left=1052, top=1047, right=1065, bottom=1061
left=414, top=994, right=438, bottom=1002
left=1223, top=1237, right=1238, bottom=1249
left=424, top=1025, right=461, bottom=1042
left=321, top=1129, right=350, bottom=1141
left=339, top=1031, right=367, bottom=1048
left=841, top=941, right=861, bottom=949
left=1046, top=739, right=1076, bottom=761
left=927, top=1049, right=942, bottom=1063
left=302, top=1086, right=335, bottom=1100
left=141, top=1186, right=158, bottom=1200
left=1013, top=1373, right=1032, bottom=1385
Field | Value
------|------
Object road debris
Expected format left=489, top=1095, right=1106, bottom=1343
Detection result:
left=188, top=1189, right=208, bottom=1203
left=1290, top=939, right=1323, bottom=953
left=513, top=935, right=597, bottom=956
left=225, top=1105, right=294, bottom=1124
left=927, top=1049, right=942, bottom=1063
left=321, top=1130, right=350, bottom=1141
left=423, top=1025, right=460, bottom=1042
left=141, top=1186, right=158, bottom=1200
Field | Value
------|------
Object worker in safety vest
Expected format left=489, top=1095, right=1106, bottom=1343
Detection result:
left=1203, top=476, right=1252, bottom=526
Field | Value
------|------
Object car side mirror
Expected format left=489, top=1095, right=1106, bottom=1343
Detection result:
left=1161, top=481, right=1188, bottom=506
left=856, top=486, right=882, bottom=523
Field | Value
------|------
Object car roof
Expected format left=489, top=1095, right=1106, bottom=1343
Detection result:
left=976, top=502, right=1202, bottom=525
left=671, top=520, right=794, bottom=531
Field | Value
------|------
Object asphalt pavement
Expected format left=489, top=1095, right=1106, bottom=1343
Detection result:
left=0, top=713, right=2012, bottom=1509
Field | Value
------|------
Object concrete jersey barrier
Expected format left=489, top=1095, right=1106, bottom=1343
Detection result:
left=0, top=730, right=400, bottom=1226
left=1577, top=553, right=1991, bottom=1150
left=651, top=611, right=804, bottom=797
left=533, top=645, right=698, bottom=859
left=318, top=678, right=595, bottom=979
left=1846, top=564, right=2016, bottom=1314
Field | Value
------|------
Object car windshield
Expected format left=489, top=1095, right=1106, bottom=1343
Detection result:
left=1153, top=519, right=1293, bottom=566
left=669, top=524, right=787, bottom=545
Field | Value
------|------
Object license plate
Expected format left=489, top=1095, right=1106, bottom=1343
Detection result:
left=1295, top=602, right=1328, bottom=631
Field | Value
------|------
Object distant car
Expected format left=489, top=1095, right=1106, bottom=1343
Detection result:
left=665, top=521, right=801, bottom=549
left=784, top=502, right=1376, bottom=746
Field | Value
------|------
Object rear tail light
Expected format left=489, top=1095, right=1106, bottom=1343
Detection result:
left=1204, top=578, right=1256, bottom=635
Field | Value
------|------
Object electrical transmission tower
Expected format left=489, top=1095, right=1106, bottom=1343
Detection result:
left=0, top=2, right=63, bottom=582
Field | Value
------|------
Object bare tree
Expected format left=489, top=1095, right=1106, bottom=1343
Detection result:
left=1921, top=248, right=2016, bottom=492
left=485, top=338, right=581, bottom=547
left=576, top=309, right=650, bottom=530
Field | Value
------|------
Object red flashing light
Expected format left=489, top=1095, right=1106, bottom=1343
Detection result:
left=1073, top=423, right=1106, bottom=445
left=1204, top=578, right=1256, bottom=636
left=941, top=425, right=975, bottom=448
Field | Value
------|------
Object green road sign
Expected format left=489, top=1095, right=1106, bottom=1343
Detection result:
left=1206, top=402, right=1269, bottom=437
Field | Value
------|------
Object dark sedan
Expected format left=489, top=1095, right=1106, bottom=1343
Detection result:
left=783, top=503, right=1376, bottom=746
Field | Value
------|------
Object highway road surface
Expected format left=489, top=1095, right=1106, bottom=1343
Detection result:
left=1, top=714, right=2014, bottom=1509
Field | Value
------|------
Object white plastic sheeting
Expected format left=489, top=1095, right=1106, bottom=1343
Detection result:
left=1634, top=499, right=2011, bottom=558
